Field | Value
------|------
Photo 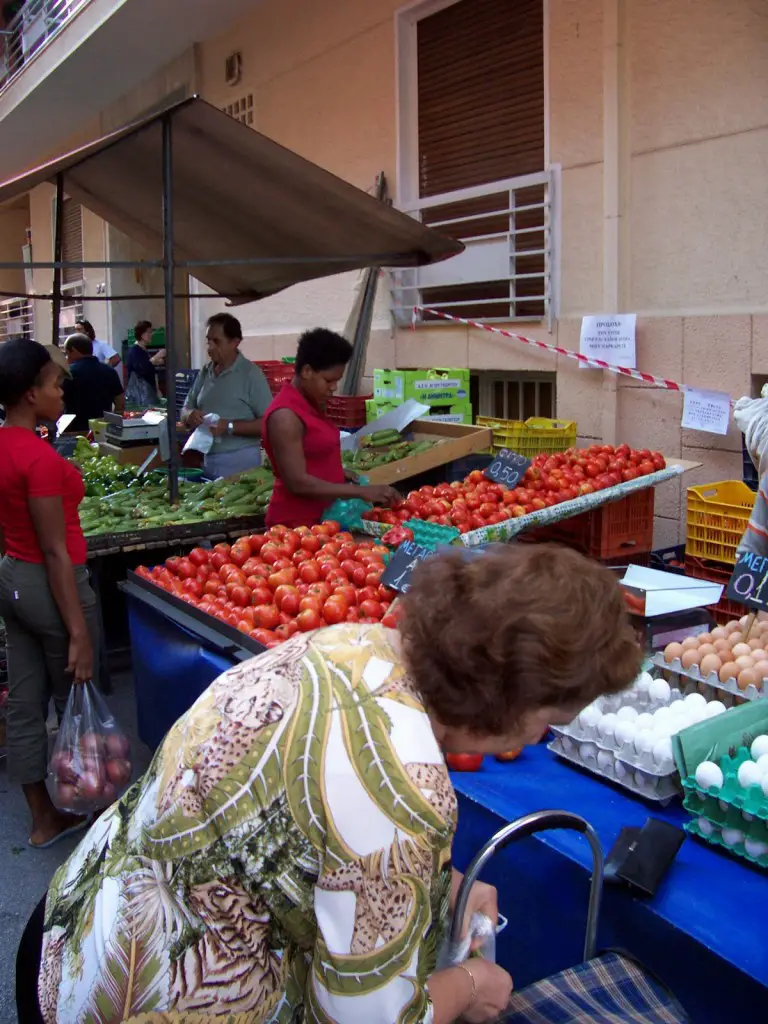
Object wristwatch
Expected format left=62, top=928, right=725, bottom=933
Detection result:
left=227, top=421, right=234, bottom=437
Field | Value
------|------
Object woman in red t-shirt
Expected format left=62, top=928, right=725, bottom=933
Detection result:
left=0, top=340, right=98, bottom=849
left=263, top=328, right=399, bottom=528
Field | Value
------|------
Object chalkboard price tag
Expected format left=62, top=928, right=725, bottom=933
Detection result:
left=725, top=551, right=768, bottom=611
left=484, top=448, right=532, bottom=489
left=380, top=540, right=434, bottom=594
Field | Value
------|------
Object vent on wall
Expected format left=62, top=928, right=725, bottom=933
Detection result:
left=223, top=93, right=254, bottom=127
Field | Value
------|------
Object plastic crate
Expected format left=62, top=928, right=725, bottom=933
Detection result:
left=685, top=480, right=755, bottom=566
left=684, top=555, right=741, bottom=626
left=475, top=416, right=577, bottom=456
left=742, top=435, right=758, bottom=492
left=527, top=489, right=655, bottom=559
left=254, top=361, right=294, bottom=395
left=650, top=544, right=686, bottom=575
left=326, top=395, right=371, bottom=430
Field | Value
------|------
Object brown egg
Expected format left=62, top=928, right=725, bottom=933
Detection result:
left=739, top=615, right=752, bottom=629
left=697, top=644, right=717, bottom=658
left=681, top=636, right=700, bottom=652
left=738, top=668, right=758, bottom=692
left=724, top=621, right=741, bottom=633
left=752, top=660, right=768, bottom=681
left=696, top=633, right=713, bottom=645
left=749, top=648, right=768, bottom=662
left=714, top=638, right=731, bottom=654
left=749, top=637, right=767, bottom=651
left=719, top=661, right=740, bottom=683
left=681, top=649, right=702, bottom=669
left=735, top=655, right=755, bottom=671
left=758, top=612, right=768, bottom=623
left=699, top=653, right=722, bottom=678
left=710, top=627, right=727, bottom=640
left=731, top=643, right=753, bottom=659
left=727, top=632, right=744, bottom=646
left=664, top=642, right=684, bottom=664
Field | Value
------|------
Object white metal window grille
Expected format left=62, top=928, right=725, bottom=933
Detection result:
left=0, top=297, right=34, bottom=342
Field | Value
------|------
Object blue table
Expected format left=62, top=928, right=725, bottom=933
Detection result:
left=125, top=581, right=767, bottom=1020
left=451, top=747, right=768, bottom=1022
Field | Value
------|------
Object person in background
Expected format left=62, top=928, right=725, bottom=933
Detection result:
left=74, top=319, right=120, bottom=369
left=181, top=312, right=272, bottom=479
left=734, top=393, right=768, bottom=558
left=21, top=545, right=642, bottom=1023
left=125, top=319, right=164, bottom=407
left=0, top=340, right=99, bottom=853
left=62, top=334, right=124, bottom=431
left=264, top=327, right=398, bottom=527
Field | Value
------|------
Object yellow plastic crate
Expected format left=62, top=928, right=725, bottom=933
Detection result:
left=475, top=416, right=577, bottom=457
left=686, top=480, right=756, bottom=565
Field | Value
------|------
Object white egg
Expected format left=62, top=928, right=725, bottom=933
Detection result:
left=617, top=706, right=639, bottom=723
left=633, top=770, right=650, bottom=789
left=722, top=828, right=744, bottom=848
left=635, top=712, right=654, bottom=731
left=614, top=721, right=636, bottom=747
left=653, top=721, right=676, bottom=740
left=761, top=775, right=768, bottom=799
left=743, top=811, right=754, bottom=823
left=689, top=706, right=708, bottom=725
left=750, top=735, right=768, bottom=760
left=649, top=678, right=671, bottom=702
left=597, top=713, right=618, bottom=742
left=597, top=750, right=614, bottom=772
left=737, top=761, right=763, bottom=789
left=697, top=817, right=715, bottom=837
left=669, top=701, right=688, bottom=717
left=653, top=706, right=673, bottom=725
left=635, top=671, right=653, bottom=694
left=744, top=838, right=768, bottom=858
left=614, top=760, right=628, bottom=779
left=578, top=705, right=602, bottom=731
left=561, top=736, right=575, bottom=754
left=579, top=742, right=598, bottom=762
left=684, top=692, right=708, bottom=711
left=756, top=754, right=768, bottom=774
left=652, top=737, right=674, bottom=769
left=705, top=700, right=727, bottom=718
left=695, top=761, right=724, bottom=790
left=634, top=731, right=656, bottom=756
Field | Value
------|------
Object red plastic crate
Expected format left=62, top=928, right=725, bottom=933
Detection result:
left=325, top=395, right=371, bottom=431
left=684, top=555, right=741, bottom=626
left=254, top=361, right=294, bottom=395
left=528, top=489, right=655, bottom=559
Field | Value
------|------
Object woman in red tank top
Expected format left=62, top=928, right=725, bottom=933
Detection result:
left=263, top=329, right=399, bottom=528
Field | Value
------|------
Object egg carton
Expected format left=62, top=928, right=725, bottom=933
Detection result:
left=651, top=653, right=764, bottom=702
left=686, top=815, right=768, bottom=872
left=548, top=737, right=682, bottom=804
left=401, top=519, right=460, bottom=549
left=551, top=686, right=714, bottom=777
left=682, top=746, right=768, bottom=829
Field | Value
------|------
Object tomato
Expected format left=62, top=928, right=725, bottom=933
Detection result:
left=638, top=460, right=655, bottom=476
left=274, top=584, right=299, bottom=610
left=365, top=569, right=384, bottom=587
left=203, top=579, right=220, bottom=597
left=230, top=542, right=251, bottom=567
left=297, top=608, right=322, bottom=632
left=247, top=533, right=268, bottom=554
left=318, top=559, right=343, bottom=580
left=323, top=520, right=341, bottom=536
left=188, top=547, right=209, bottom=567
left=260, top=544, right=281, bottom=566
left=251, top=628, right=279, bottom=646
left=220, top=566, right=246, bottom=587
left=214, top=542, right=231, bottom=555
left=275, top=622, right=299, bottom=640
left=269, top=568, right=299, bottom=590
left=338, top=543, right=358, bottom=561
left=307, top=582, right=332, bottom=602
left=359, top=599, right=384, bottom=620
left=182, top=578, right=203, bottom=599
left=356, top=586, right=378, bottom=604
left=301, top=534, right=321, bottom=554
left=172, top=558, right=193, bottom=580
left=445, top=753, right=484, bottom=772
left=282, top=593, right=301, bottom=616
left=299, top=596, right=323, bottom=615
left=239, top=607, right=256, bottom=626
left=495, top=749, right=522, bottom=762
left=381, top=612, right=398, bottom=628
left=622, top=467, right=639, bottom=482
left=311, top=524, right=331, bottom=537
left=299, top=561, right=321, bottom=584
left=250, top=585, right=273, bottom=607
left=292, top=549, right=312, bottom=566
left=228, top=585, right=250, bottom=608
left=322, top=596, right=348, bottom=624
left=253, top=604, right=280, bottom=630
left=242, top=557, right=263, bottom=577
left=346, top=607, right=360, bottom=622
left=136, top=565, right=152, bottom=580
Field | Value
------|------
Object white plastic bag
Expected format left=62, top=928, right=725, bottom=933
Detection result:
left=733, top=395, right=768, bottom=479
left=183, top=413, right=220, bottom=455
left=437, top=912, right=498, bottom=969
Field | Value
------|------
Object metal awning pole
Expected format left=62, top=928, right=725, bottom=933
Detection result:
left=51, top=173, right=64, bottom=346
left=162, top=114, right=179, bottom=504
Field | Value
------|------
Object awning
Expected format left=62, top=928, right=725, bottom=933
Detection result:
left=0, top=96, right=463, bottom=302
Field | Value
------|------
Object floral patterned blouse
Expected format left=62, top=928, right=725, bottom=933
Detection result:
left=39, top=624, right=458, bottom=1023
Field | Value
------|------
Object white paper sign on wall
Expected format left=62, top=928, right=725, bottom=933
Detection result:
left=579, top=314, right=637, bottom=369
left=681, top=388, right=731, bottom=436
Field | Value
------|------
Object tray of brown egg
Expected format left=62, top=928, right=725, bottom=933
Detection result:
left=653, top=615, right=768, bottom=702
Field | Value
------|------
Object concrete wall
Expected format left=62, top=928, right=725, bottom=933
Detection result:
left=22, top=0, right=768, bottom=546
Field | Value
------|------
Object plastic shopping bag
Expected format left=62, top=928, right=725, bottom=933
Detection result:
left=49, top=681, right=133, bottom=814
left=734, top=394, right=768, bottom=478
left=437, top=912, right=500, bottom=970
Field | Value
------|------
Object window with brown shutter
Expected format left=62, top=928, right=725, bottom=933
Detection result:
left=417, top=0, right=544, bottom=198
left=394, top=0, right=551, bottom=326
left=61, top=196, right=83, bottom=285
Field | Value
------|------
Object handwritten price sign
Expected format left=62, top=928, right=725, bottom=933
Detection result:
left=484, top=449, right=532, bottom=489
left=380, top=540, right=434, bottom=594
left=725, top=551, right=768, bottom=611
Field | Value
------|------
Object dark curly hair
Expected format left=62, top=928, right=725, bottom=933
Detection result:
left=295, top=328, right=353, bottom=373
left=400, top=544, right=641, bottom=736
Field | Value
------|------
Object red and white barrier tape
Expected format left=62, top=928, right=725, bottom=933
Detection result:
left=413, top=306, right=712, bottom=399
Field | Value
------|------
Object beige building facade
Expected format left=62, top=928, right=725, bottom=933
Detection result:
left=2, top=0, right=767, bottom=545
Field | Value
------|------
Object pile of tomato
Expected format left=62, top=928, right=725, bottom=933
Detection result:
left=136, top=521, right=400, bottom=647
left=363, top=443, right=666, bottom=534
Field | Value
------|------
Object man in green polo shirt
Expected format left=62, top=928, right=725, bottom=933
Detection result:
left=181, top=312, right=272, bottom=479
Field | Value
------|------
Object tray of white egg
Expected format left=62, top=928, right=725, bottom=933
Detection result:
left=681, top=733, right=768, bottom=870
left=549, top=672, right=729, bottom=804
left=654, top=616, right=768, bottom=702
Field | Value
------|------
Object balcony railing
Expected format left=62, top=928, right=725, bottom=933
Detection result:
left=0, top=296, right=34, bottom=341
left=392, top=170, right=553, bottom=329
left=0, top=0, right=91, bottom=94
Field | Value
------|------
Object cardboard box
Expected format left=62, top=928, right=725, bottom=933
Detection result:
left=98, top=442, right=163, bottom=470
left=367, top=397, right=472, bottom=425
left=363, top=419, right=492, bottom=485
left=373, top=368, right=470, bottom=406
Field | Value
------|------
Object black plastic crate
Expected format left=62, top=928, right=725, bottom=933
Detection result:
left=742, top=434, right=758, bottom=491
left=650, top=544, right=686, bottom=575
left=175, top=369, right=199, bottom=418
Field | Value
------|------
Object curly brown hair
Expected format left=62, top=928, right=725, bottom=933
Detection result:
left=399, top=544, right=641, bottom=737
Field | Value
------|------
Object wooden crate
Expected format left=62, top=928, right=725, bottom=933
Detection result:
left=363, top=420, right=493, bottom=485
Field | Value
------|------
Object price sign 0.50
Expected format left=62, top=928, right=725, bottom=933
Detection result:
left=725, top=551, right=768, bottom=611
left=484, top=448, right=532, bottom=490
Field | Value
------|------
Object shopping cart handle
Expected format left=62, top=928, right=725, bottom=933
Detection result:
left=451, top=810, right=604, bottom=962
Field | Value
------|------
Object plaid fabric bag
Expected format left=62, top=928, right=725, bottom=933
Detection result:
left=501, top=951, right=688, bottom=1023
